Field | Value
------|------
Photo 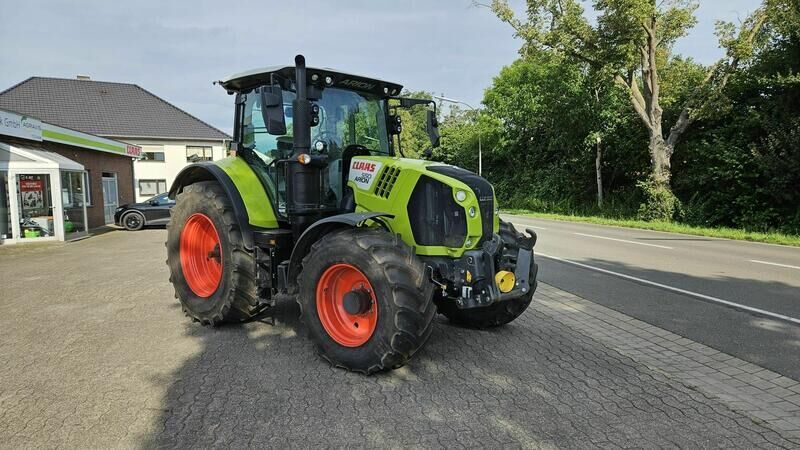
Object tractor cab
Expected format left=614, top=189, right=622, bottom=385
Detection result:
left=220, top=63, right=437, bottom=231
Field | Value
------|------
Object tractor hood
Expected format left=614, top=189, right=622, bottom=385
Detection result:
left=347, top=156, right=499, bottom=257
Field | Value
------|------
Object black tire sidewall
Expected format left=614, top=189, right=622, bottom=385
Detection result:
left=298, top=228, right=433, bottom=372
left=300, top=236, right=396, bottom=369
left=167, top=183, right=236, bottom=321
left=122, top=211, right=145, bottom=231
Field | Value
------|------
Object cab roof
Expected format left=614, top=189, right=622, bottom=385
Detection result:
left=219, top=65, right=404, bottom=97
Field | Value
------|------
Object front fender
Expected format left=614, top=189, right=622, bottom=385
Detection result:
left=287, top=212, right=393, bottom=289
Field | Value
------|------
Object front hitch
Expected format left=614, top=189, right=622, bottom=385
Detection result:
left=427, top=231, right=536, bottom=310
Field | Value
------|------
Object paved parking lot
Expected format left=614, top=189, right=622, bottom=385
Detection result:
left=1, top=229, right=799, bottom=448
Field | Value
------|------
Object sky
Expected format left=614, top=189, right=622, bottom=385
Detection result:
left=0, top=0, right=760, bottom=135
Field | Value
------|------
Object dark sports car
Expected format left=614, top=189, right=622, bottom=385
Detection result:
left=114, top=192, right=175, bottom=231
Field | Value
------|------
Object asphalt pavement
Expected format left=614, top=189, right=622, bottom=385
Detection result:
left=503, top=213, right=800, bottom=380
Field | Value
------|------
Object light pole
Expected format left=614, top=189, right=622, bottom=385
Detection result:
left=434, top=95, right=482, bottom=176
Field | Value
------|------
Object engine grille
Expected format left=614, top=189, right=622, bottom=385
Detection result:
left=374, top=165, right=401, bottom=198
left=426, top=165, right=494, bottom=243
left=407, top=175, right=467, bottom=248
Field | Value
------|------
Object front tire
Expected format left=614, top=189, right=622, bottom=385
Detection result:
left=297, top=228, right=435, bottom=374
left=166, top=181, right=261, bottom=325
left=438, top=220, right=537, bottom=328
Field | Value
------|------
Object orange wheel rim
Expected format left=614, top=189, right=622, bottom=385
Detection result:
left=316, top=263, right=378, bottom=347
left=180, top=213, right=223, bottom=298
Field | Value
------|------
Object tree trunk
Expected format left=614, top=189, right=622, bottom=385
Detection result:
left=595, top=137, right=603, bottom=208
left=649, top=132, right=673, bottom=187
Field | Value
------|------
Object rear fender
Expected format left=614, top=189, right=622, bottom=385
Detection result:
left=169, top=163, right=256, bottom=250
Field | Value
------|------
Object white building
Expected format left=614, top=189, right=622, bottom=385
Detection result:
left=0, top=77, right=230, bottom=203
left=126, top=139, right=226, bottom=202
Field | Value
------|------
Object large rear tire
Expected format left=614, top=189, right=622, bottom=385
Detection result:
left=166, top=181, right=261, bottom=325
left=438, top=220, right=537, bottom=328
left=297, top=228, right=435, bottom=374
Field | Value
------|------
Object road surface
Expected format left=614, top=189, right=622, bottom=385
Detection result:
left=503, top=213, right=800, bottom=380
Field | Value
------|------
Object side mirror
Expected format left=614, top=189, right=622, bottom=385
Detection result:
left=260, top=85, right=287, bottom=135
left=426, top=109, right=440, bottom=148
left=422, top=147, right=433, bottom=159
left=388, top=115, right=402, bottom=135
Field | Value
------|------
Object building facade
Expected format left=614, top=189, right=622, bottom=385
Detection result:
left=1, top=108, right=138, bottom=244
left=0, top=77, right=230, bottom=204
left=125, top=139, right=226, bottom=202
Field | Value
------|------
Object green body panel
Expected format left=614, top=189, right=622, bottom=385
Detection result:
left=215, top=157, right=280, bottom=229
left=217, top=152, right=499, bottom=258
left=349, top=156, right=499, bottom=258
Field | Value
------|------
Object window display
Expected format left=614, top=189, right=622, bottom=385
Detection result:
left=18, top=174, right=53, bottom=238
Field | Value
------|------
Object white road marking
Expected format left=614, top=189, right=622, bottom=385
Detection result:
left=538, top=253, right=800, bottom=326
left=749, top=260, right=800, bottom=271
left=502, top=217, right=548, bottom=230
left=572, top=232, right=673, bottom=250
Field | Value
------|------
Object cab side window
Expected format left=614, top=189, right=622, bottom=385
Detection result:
left=242, top=89, right=294, bottom=163
left=241, top=89, right=295, bottom=214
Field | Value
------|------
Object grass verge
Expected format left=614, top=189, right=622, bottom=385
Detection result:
left=503, top=210, right=800, bottom=247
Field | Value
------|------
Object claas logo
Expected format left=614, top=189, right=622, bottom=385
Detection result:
left=352, top=161, right=377, bottom=172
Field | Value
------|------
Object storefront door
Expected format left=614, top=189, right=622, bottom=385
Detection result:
left=102, top=173, right=118, bottom=224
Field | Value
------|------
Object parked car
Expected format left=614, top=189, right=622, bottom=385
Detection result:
left=114, top=193, right=175, bottom=231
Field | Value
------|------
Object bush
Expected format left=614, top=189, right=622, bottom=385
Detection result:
left=636, top=178, right=680, bottom=222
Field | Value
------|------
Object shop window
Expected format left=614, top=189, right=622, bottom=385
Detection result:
left=61, top=171, right=87, bottom=238
left=18, top=174, right=54, bottom=238
left=61, top=171, right=85, bottom=207
left=141, top=151, right=165, bottom=162
left=139, top=179, right=167, bottom=196
left=186, top=146, right=213, bottom=162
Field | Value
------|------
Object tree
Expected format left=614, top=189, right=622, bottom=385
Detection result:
left=671, top=0, right=800, bottom=233
left=481, top=0, right=766, bottom=219
left=390, top=90, right=435, bottom=158
left=478, top=53, right=601, bottom=207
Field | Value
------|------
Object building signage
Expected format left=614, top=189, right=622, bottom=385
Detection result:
left=0, top=108, right=140, bottom=157
left=0, top=109, right=42, bottom=141
left=41, top=123, right=141, bottom=158
left=126, top=144, right=142, bottom=157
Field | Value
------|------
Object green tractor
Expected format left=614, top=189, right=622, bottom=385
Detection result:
left=166, top=55, right=538, bottom=373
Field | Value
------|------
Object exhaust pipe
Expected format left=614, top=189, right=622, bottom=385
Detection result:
left=287, top=54, right=320, bottom=238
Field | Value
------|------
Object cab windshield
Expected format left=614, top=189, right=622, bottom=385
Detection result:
left=241, top=87, right=390, bottom=213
